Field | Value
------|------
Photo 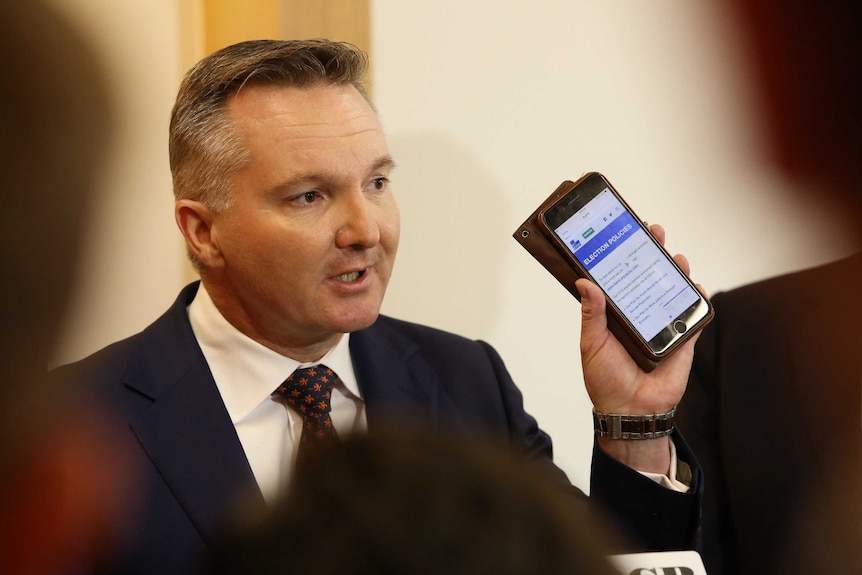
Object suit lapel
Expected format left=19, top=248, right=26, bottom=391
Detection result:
left=350, top=319, right=463, bottom=431
left=125, top=283, right=263, bottom=545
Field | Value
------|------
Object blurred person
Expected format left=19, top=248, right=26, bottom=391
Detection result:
left=55, top=39, right=706, bottom=574
left=676, top=1, right=862, bottom=573
left=206, top=426, right=622, bottom=575
left=0, top=0, right=138, bottom=574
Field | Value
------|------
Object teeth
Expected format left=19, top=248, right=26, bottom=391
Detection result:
left=337, top=271, right=361, bottom=282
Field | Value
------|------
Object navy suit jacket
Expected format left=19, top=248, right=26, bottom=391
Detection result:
left=678, top=253, right=862, bottom=575
left=58, top=282, right=702, bottom=574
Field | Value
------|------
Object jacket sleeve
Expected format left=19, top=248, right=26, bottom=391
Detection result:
left=477, top=340, right=704, bottom=553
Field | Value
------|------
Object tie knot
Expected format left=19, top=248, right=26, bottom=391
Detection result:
left=274, top=364, right=338, bottom=417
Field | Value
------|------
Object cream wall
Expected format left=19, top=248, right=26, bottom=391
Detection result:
left=49, top=1, right=858, bottom=492
left=49, top=0, right=187, bottom=365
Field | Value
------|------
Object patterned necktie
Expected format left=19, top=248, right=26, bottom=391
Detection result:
left=274, top=364, right=339, bottom=453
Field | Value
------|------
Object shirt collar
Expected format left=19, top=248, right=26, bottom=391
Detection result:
left=187, top=282, right=359, bottom=423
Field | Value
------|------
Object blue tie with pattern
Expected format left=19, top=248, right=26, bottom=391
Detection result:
left=274, top=364, right=339, bottom=454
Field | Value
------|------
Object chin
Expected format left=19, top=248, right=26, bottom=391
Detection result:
left=330, top=307, right=382, bottom=334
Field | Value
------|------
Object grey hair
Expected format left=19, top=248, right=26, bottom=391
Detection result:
left=169, top=38, right=371, bottom=212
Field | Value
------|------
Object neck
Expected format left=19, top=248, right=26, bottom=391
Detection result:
left=198, top=277, right=344, bottom=363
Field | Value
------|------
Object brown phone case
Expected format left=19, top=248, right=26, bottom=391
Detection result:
left=513, top=176, right=663, bottom=372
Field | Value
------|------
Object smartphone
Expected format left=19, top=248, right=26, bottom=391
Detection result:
left=515, top=172, right=713, bottom=369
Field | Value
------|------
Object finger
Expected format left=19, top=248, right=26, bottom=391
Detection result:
left=649, top=223, right=666, bottom=246
left=673, top=252, right=691, bottom=276
left=651, top=223, right=694, bottom=277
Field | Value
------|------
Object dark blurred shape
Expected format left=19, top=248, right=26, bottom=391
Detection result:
left=207, top=426, right=621, bottom=575
left=730, top=1, right=862, bottom=205
left=0, top=0, right=111, bottom=390
left=679, top=254, right=862, bottom=574
left=777, top=436, right=862, bottom=575
left=0, top=1, right=137, bottom=574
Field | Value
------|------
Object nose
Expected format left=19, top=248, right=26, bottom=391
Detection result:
left=334, top=189, right=380, bottom=249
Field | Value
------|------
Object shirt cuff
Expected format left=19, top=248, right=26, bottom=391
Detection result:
left=638, top=438, right=691, bottom=493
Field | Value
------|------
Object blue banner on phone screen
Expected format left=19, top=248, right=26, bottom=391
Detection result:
left=553, top=188, right=699, bottom=341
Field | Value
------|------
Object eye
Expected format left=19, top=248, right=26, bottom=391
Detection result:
left=292, top=190, right=322, bottom=205
left=368, top=177, right=389, bottom=192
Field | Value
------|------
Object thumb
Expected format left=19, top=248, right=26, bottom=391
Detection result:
left=575, top=278, right=607, bottom=343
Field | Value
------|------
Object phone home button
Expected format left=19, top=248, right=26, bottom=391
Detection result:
left=673, top=320, right=688, bottom=334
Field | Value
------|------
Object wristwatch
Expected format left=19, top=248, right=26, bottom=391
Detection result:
left=592, top=407, right=676, bottom=440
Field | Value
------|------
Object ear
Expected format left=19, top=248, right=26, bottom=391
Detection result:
left=175, top=199, right=223, bottom=268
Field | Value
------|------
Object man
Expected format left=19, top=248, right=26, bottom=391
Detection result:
left=676, top=1, right=862, bottom=574
left=57, top=39, right=703, bottom=574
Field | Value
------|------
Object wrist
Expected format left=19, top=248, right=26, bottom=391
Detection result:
left=597, top=435, right=672, bottom=476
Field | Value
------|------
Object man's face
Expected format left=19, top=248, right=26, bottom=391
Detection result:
left=204, top=83, right=400, bottom=357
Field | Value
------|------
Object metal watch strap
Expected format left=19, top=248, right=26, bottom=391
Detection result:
left=592, top=407, right=676, bottom=440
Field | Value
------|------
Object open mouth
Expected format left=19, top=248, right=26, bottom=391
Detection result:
left=336, top=270, right=365, bottom=282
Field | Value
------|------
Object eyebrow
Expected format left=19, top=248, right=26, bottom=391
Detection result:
left=268, top=155, right=397, bottom=195
left=370, top=154, right=397, bottom=174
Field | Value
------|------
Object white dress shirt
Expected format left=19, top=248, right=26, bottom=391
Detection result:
left=188, top=284, right=366, bottom=503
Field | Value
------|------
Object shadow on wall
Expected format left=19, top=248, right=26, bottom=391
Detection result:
left=381, top=132, right=511, bottom=339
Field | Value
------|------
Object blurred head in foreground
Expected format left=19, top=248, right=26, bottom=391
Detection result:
left=0, top=1, right=137, bottom=573
left=207, top=427, right=620, bottom=575
left=730, top=0, right=862, bottom=216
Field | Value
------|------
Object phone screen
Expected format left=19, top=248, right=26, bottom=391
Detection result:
left=546, top=182, right=701, bottom=345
